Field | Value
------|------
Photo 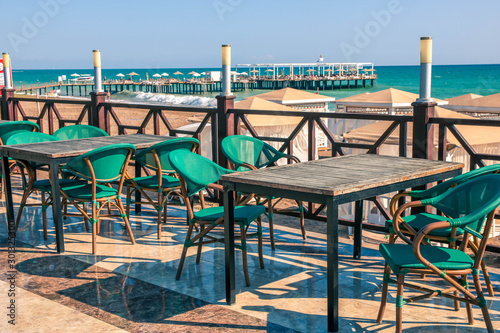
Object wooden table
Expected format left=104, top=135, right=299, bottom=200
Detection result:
left=221, top=154, right=463, bottom=332
left=0, top=134, right=175, bottom=253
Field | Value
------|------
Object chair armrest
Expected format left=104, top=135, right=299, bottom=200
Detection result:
left=283, top=154, right=301, bottom=164
left=389, top=191, right=411, bottom=216
left=412, top=220, right=457, bottom=270
left=240, top=162, right=258, bottom=171
left=392, top=200, right=425, bottom=245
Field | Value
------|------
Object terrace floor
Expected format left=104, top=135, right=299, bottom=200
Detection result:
left=0, top=175, right=499, bottom=332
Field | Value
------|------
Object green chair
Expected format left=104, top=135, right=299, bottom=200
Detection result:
left=125, top=137, right=199, bottom=239
left=221, top=135, right=305, bottom=250
left=59, top=143, right=136, bottom=254
left=0, top=121, right=40, bottom=198
left=377, top=174, right=500, bottom=333
left=386, top=163, right=500, bottom=296
left=6, top=132, right=83, bottom=240
left=168, top=150, right=265, bottom=286
left=53, top=124, right=108, bottom=140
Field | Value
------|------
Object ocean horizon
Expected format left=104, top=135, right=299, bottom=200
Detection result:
left=10, top=64, right=500, bottom=108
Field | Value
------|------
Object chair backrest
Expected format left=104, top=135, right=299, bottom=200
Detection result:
left=5, top=132, right=58, bottom=145
left=410, top=163, right=500, bottom=199
left=0, top=121, right=39, bottom=145
left=134, top=137, right=199, bottom=173
left=425, top=174, right=500, bottom=233
left=221, top=135, right=286, bottom=171
left=53, top=124, right=109, bottom=140
left=168, top=150, right=233, bottom=196
left=62, top=143, right=135, bottom=183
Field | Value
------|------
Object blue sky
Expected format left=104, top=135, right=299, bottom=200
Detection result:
left=2, top=0, right=499, bottom=69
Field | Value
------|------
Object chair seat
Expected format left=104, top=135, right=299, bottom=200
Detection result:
left=386, top=212, right=464, bottom=238
left=380, top=243, right=474, bottom=275
left=61, top=183, right=118, bottom=200
left=194, top=205, right=266, bottom=226
left=33, top=178, right=85, bottom=192
left=125, top=175, right=180, bottom=189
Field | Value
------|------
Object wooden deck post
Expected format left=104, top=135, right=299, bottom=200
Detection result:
left=1, top=88, right=16, bottom=120
left=89, top=91, right=107, bottom=131
left=411, top=101, right=436, bottom=159
left=215, top=94, right=235, bottom=168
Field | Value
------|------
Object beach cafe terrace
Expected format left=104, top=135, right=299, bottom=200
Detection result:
left=1, top=46, right=500, bottom=332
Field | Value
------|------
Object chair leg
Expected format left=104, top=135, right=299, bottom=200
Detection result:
left=481, top=260, right=495, bottom=297
left=176, top=223, right=195, bottom=280
left=116, top=199, right=135, bottom=245
left=41, top=191, right=48, bottom=240
left=157, top=202, right=162, bottom=240
left=461, top=275, right=474, bottom=325
left=257, top=217, right=264, bottom=269
left=472, top=273, right=494, bottom=333
left=377, top=263, right=391, bottom=323
left=298, top=200, right=306, bottom=240
left=15, top=189, right=31, bottom=231
left=126, top=186, right=131, bottom=218
left=92, top=202, right=97, bottom=254
left=268, top=200, right=275, bottom=250
left=196, top=225, right=204, bottom=264
left=395, top=274, right=405, bottom=333
left=83, top=203, right=89, bottom=232
left=240, top=223, right=251, bottom=286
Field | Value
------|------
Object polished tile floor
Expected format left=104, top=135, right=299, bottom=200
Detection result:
left=0, top=177, right=499, bottom=332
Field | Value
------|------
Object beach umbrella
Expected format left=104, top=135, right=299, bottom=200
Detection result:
left=265, top=69, right=274, bottom=72
left=189, top=71, right=200, bottom=76
left=250, top=69, right=259, bottom=73
left=240, top=72, right=248, bottom=75
left=362, top=68, right=376, bottom=72
left=127, top=72, right=139, bottom=76
left=70, top=73, right=80, bottom=77
left=116, top=73, right=125, bottom=77
left=200, top=72, right=206, bottom=75
left=152, top=73, right=161, bottom=78
left=161, top=72, right=169, bottom=76
left=192, top=73, right=201, bottom=77
left=173, top=71, right=183, bottom=75
left=307, top=69, right=316, bottom=73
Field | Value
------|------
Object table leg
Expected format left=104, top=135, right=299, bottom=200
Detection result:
left=353, top=200, right=363, bottom=259
left=327, top=197, right=339, bottom=332
left=134, top=162, right=141, bottom=213
left=2, top=157, right=15, bottom=235
left=224, top=188, right=236, bottom=304
left=49, top=161, right=65, bottom=253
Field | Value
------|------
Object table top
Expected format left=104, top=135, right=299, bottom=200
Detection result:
left=221, top=154, right=463, bottom=198
left=0, top=134, right=174, bottom=159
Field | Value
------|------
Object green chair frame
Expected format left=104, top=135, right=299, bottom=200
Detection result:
left=0, top=121, right=40, bottom=199
left=125, top=137, right=199, bottom=239
left=387, top=163, right=500, bottom=296
left=59, top=143, right=136, bottom=254
left=378, top=174, right=500, bottom=332
left=169, top=150, right=265, bottom=286
left=221, top=134, right=305, bottom=250
left=53, top=124, right=109, bottom=140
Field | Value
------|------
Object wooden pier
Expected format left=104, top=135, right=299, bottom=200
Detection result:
left=14, top=75, right=376, bottom=97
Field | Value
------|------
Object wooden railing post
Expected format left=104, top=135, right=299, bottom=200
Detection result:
left=1, top=88, right=16, bottom=120
left=215, top=94, right=235, bottom=168
left=89, top=91, right=107, bottom=131
left=411, top=101, right=436, bottom=160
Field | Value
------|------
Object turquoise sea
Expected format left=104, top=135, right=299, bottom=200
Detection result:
left=10, top=64, right=500, bottom=108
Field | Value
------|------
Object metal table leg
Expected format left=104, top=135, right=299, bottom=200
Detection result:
left=353, top=200, right=363, bottom=259
left=327, top=197, right=339, bottom=332
left=2, top=156, right=15, bottom=236
left=224, top=187, right=236, bottom=304
left=49, top=161, right=65, bottom=253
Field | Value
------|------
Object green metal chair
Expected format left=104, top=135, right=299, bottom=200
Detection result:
left=53, top=124, right=108, bottom=140
left=386, top=163, right=500, bottom=296
left=6, top=132, right=83, bottom=240
left=221, top=135, right=305, bottom=250
left=59, top=143, right=136, bottom=254
left=125, top=137, right=199, bottom=239
left=0, top=121, right=40, bottom=198
left=377, top=174, right=500, bottom=333
left=168, top=150, right=265, bottom=286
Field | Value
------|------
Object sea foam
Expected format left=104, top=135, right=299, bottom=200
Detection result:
left=113, top=91, right=216, bottom=108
